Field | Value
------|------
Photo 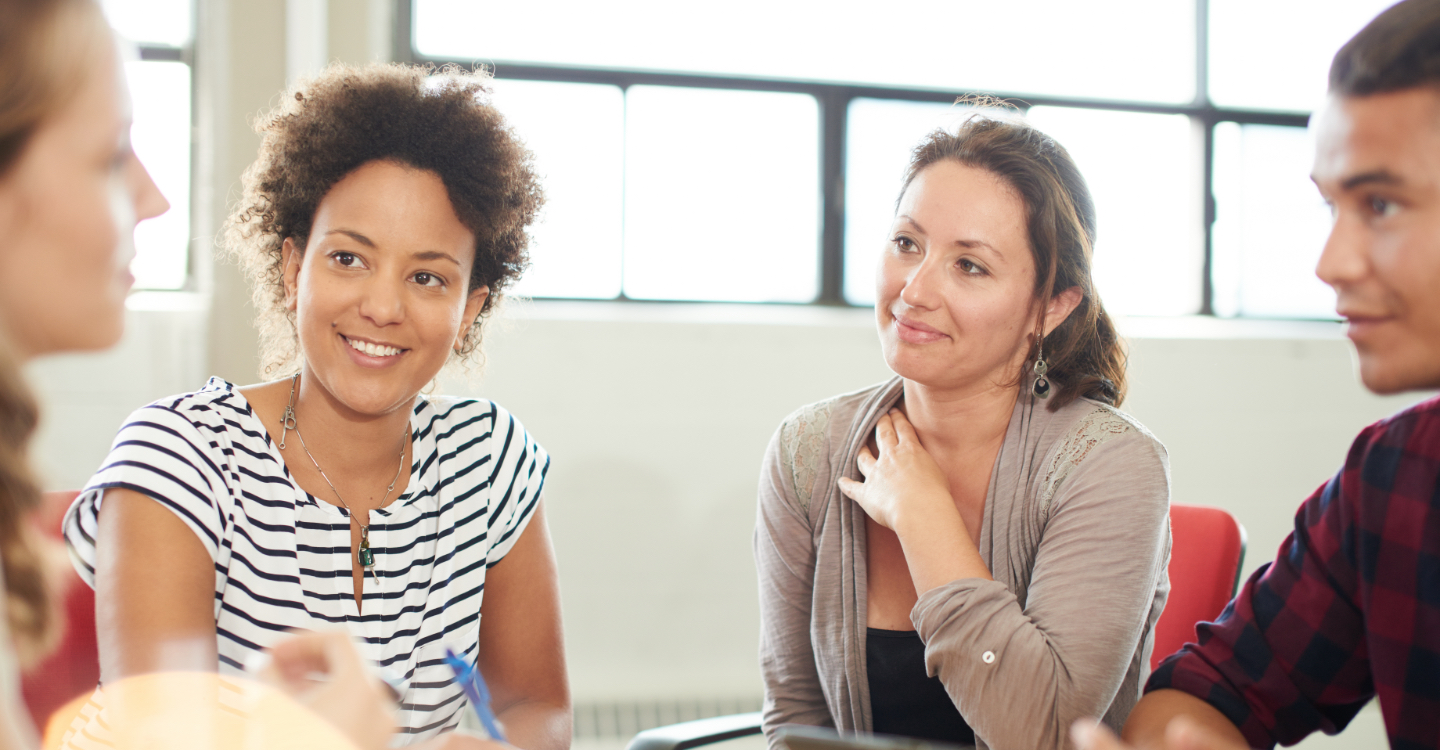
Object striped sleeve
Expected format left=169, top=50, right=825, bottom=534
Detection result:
left=482, top=406, right=549, bottom=567
left=63, top=403, right=231, bottom=587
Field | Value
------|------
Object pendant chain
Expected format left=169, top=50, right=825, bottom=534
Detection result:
left=278, top=374, right=407, bottom=574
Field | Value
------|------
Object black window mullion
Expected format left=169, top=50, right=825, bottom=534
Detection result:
left=1197, top=0, right=1214, bottom=315
left=817, top=89, right=848, bottom=305
left=393, top=0, right=415, bottom=64
left=1199, top=112, right=1217, bottom=316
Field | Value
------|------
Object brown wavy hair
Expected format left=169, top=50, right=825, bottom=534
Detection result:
left=226, top=63, right=543, bottom=377
left=901, top=111, right=1127, bottom=410
left=0, top=0, right=110, bottom=664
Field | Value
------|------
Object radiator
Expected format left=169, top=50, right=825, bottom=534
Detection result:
left=571, top=698, right=764, bottom=740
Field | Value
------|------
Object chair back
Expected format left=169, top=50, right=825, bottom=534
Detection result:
left=1150, top=503, right=1246, bottom=672
left=19, top=490, right=98, bottom=731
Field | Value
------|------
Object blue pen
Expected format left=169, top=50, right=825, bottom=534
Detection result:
left=443, top=648, right=507, bottom=742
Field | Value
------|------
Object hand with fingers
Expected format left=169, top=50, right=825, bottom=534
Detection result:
left=837, top=408, right=994, bottom=590
left=257, top=631, right=398, bottom=750
left=837, top=408, right=955, bottom=533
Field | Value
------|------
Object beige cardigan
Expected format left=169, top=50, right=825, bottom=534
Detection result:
left=755, top=377, right=1171, bottom=750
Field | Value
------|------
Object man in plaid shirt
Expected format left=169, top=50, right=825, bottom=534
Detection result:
left=1077, top=1, right=1440, bottom=749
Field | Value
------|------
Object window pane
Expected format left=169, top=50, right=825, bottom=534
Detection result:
left=622, top=87, right=819, bottom=302
left=102, top=0, right=192, bottom=47
left=1209, top=0, right=1394, bottom=112
left=127, top=61, right=191, bottom=291
left=490, top=80, right=624, bottom=299
left=1212, top=123, right=1335, bottom=319
left=844, top=98, right=1001, bottom=306
left=415, top=0, right=1195, bottom=103
left=1026, top=107, right=1202, bottom=316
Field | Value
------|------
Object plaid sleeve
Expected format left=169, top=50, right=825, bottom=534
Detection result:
left=1146, top=430, right=1383, bottom=748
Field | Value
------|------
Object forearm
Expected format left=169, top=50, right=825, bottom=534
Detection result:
left=495, top=699, right=571, bottom=750
left=893, top=502, right=992, bottom=593
left=1121, top=690, right=1249, bottom=749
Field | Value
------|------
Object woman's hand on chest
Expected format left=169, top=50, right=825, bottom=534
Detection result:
left=838, top=410, right=958, bottom=536
left=840, top=409, right=994, bottom=592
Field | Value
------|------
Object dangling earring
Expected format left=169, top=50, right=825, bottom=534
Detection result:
left=1032, top=336, right=1051, bottom=399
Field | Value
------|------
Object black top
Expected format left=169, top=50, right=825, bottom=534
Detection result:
left=866, top=628, right=975, bottom=745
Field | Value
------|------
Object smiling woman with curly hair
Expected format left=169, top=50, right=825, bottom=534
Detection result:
left=230, top=62, right=543, bottom=374
left=63, top=63, right=570, bottom=750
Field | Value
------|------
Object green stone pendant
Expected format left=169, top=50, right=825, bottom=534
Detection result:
left=358, top=528, right=375, bottom=568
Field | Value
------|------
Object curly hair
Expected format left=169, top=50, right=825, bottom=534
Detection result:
left=902, top=112, right=1127, bottom=411
left=226, top=63, right=543, bottom=376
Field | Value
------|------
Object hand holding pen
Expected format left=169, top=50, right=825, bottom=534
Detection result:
left=443, top=648, right=508, bottom=743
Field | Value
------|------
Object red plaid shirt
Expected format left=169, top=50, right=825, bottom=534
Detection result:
left=1148, top=395, right=1440, bottom=750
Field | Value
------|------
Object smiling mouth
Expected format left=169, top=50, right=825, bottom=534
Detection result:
left=342, top=335, right=405, bottom=358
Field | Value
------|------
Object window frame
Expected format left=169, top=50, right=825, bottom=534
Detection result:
left=397, top=0, right=1312, bottom=314
left=134, top=24, right=197, bottom=292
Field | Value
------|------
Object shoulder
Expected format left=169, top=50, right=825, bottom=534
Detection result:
left=1037, top=399, right=1168, bottom=514
left=414, top=395, right=546, bottom=464
left=1349, top=394, right=1440, bottom=458
left=415, top=393, right=505, bottom=434
left=117, top=377, right=256, bottom=441
left=776, top=397, right=837, bottom=513
left=1330, top=395, right=1440, bottom=507
left=773, top=381, right=892, bottom=511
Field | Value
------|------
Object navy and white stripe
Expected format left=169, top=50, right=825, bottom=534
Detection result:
left=63, top=377, right=548, bottom=744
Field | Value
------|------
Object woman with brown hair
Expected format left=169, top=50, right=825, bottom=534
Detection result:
left=0, top=1, right=395, bottom=748
left=755, top=114, right=1171, bottom=750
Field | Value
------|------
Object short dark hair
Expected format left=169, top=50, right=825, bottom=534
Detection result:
left=226, top=63, right=543, bottom=376
left=1331, top=0, right=1440, bottom=96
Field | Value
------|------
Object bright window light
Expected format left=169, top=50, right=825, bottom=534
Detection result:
left=415, top=0, right=1194, bottom=103
left=1209, top=0, right=1395, bottom=112
left=126, top=61, right=191, bottom=291
left=489, top=80, right=625, bottom=300
left=1026, top=107, right=1202, bottom=317
left=101, top=0, right=193, bottom=47
left=621, top=86, right=819, bottom=303
left=1211, top=123, right=1335, bottom=319
left=843, top=98, right=1013, bottom=306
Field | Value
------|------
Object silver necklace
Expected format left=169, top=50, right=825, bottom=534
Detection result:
left=278, top=373, right=407, bottom=574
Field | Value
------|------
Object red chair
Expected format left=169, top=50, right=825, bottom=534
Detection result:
left=1151, top=503, right=1246, bottom=671
left=20, top=490, right=98, bottom=731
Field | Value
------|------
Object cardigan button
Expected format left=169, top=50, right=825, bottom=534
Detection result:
left=981, top=650, right=996, bottom=664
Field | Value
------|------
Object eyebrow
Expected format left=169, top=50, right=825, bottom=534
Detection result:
left=1338, top=170, right=1404, bottom=191
left=324, top=230, right=461, bottom=266
left=325, top=229, right=376, bottom=247
left=896, top=215, right=1002, bottom=258
left=411, top=250, right=462, bottom=266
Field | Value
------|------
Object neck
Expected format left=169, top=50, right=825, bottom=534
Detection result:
left=290, top=370, right=412, bottom=476
left=900, top=377, right=1020, bottom=459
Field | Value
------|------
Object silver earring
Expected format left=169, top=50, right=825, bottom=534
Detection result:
left=1033, top=338, right=1051, bottom=399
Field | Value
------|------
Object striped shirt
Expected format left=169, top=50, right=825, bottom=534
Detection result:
left=62, top=377, right=548, bottom=744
